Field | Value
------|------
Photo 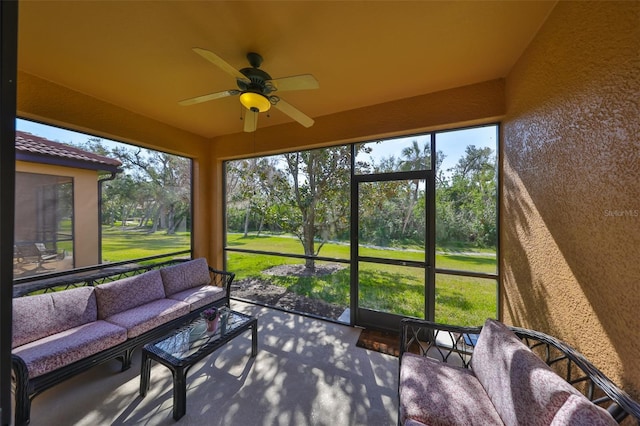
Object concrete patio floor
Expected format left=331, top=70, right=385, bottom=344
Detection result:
left=22, top=301, right=398, bottom=425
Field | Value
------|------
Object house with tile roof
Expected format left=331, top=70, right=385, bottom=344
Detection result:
left=14, top=131, right=121, bottom=277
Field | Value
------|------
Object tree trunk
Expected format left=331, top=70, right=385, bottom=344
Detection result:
left=166, top=205, right=176, bottom=235
left=121, top=206, right=130, bottom=230
left=303, top=216, right=316, bottom=271
left=243, top=204, right=251, bottom=237
left=257, top=213, right=264, bottom=236
left=401, top=180, right=419, bottom=234
left=151, top=206, right=161, bottom=233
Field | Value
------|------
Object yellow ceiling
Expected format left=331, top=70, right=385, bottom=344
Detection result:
left=17, top=1, right=556, bottom=139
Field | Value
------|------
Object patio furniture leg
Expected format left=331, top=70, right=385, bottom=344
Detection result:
left=121, top=348, right=134, bottom=371
left=172, top=366, right=188, bottom=421
left=251, top=322, right=258, bottom=357
left=12, top=355, right=31, bottom=426
left=139, top=352, right=152, bottom=397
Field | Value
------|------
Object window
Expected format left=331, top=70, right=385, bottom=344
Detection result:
left=14, top=119, right=192, bottom=279
left=14, top=172, right=73, bottom=277
left=434, top=125, right=498, bottom=323
left=224, top=124, right=499, bottom=326
left=225, top=146, right=351, bottom=320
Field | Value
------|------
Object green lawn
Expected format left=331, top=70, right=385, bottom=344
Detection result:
left=101, top=226, right=190, bottom=262
left=99, top=230, right=495, bottom=326
left=227, top=233, right=496, bottom=326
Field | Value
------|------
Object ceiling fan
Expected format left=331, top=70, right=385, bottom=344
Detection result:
left=179, top=48, right=319, bottom=132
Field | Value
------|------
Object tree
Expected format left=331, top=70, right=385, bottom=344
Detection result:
left=355, top=141, right=436, bottom=247
left=437, top=145, right=496, bottom=247
left=400, top=140, right=429, bottom=234
left=280, top=147, right=351, bottom=271
left=111, top=146, right=191, bottom=234
left=102, top=174, right=139, bottom=227
left=76, top=138, right=191, bottom=235
left=226, top=147, right=353, bottom=271
left=226, top=157, right=286, bottom=237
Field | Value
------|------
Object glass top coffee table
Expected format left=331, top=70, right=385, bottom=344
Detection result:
left=139, top=309, right=258, bottom=420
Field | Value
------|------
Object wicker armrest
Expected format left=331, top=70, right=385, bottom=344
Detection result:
left=399, top=318, right=482, bottom=368
left=208, top=266, right=235, bottom=307
left=507, top=324, right=640, bottom=423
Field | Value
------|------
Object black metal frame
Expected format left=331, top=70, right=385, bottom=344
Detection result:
left=0, top=1, right=18, bottom=423
left=398, top=318, right=640, bottom=424
left=351, top=164, right=432, bottom=332
left=11, top=260, right=235, bottom=426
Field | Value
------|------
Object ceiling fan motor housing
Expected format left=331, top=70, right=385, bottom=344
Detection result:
left=237, top=67, right=274, bottom=95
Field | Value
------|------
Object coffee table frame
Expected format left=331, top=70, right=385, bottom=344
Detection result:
left=140, top=310, right=258, bottom=420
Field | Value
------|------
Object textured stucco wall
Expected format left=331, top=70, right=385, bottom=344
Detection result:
left=503, top=1, right=640, bottom=399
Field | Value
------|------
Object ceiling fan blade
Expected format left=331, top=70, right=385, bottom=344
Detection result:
left=269, top=74, right=319, bottom=92
left=192, top=47, right=248, bottom=82
left=244, top=109, right=258, bottom=132
left=274, top=98, right=315, bottom=128
left=178, top=90, right=239, bottom=106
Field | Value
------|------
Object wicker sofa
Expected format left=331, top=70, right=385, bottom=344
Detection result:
left=399, top=318, right=640, bottom=426
left=11, top=258, right=234, bottom=426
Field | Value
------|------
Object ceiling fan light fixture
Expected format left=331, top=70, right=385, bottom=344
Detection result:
left=240, top=92, right=271, bottom=112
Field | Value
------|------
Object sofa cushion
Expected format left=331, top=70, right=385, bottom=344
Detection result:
left=166, top=285, right=225, bottom=311
left=550, top=394, right=617, bottom=425
left=12, top=287, right=98, bottom=348
left=12, top=320, right=127, bottom=378
left=403, top=420, right=428, bottom=426
left=95, top=270, right=166, bottom=319
left=399, top=352, right=504, bottom=425
left=471, top=319, right=584, bottom=426
left=160, top=258, right=211, bottom=296
left=104, top=299, right=190, bottom=338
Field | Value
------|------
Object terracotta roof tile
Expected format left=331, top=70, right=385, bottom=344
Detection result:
left=15, top=131, right=122, bottom=169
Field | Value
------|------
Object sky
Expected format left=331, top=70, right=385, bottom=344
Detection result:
left=436, top=125, right=497, bottom=172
